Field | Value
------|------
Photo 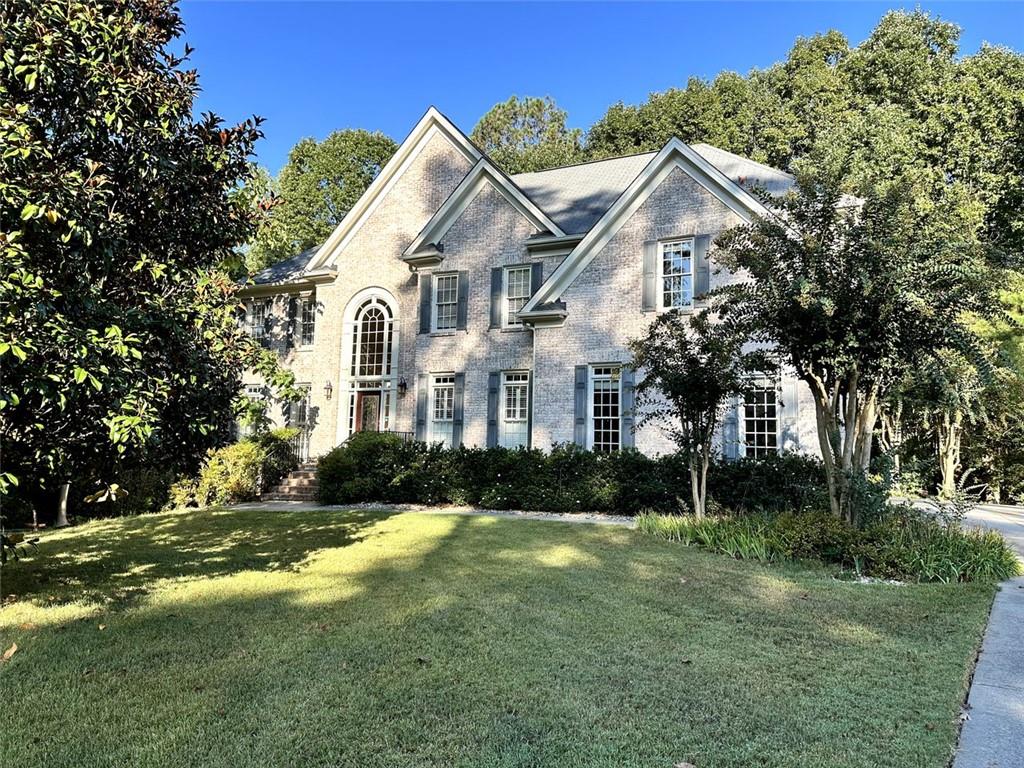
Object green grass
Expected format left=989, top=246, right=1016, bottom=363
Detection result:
left=0, top=508, right=995, bottom=768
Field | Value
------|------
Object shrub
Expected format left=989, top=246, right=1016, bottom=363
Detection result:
left=705, top=453, right=830, bottom=515
left=316, top=432, right=412, bottom=505
left=637, top=510, right=1021, bottom=583
left=104, top=466, right=177, bottom=516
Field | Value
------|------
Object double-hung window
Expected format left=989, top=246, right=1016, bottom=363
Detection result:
left=430, top=374, right=455, bottom=447
left=299, top=298, right=316, bottom=347
left=433, top=273, right=459, bottom=332
left=589, top=365, right=622, bottom=452
left=500, top=372, right=530, bottom=448
left=659, top=239, right=694, bottom=311
left=503, top=266, right=532, bottom=327
left=742, top=382, right=779, bottom=458
left=236, top=384, right=266, bottom=440
left=249, top=299, right=271, bottom=348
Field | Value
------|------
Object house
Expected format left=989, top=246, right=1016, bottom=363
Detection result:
left=237, top=107, right=818, bottom=462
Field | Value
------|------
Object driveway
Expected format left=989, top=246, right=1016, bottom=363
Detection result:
left=954, top=504, right=1024, bottom=768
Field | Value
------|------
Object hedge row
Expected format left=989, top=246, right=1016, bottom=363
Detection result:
left=316, top=432, right=830, bottom=515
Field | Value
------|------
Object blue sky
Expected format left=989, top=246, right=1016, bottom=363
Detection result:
left=179, top=1, right=1024, bottom=174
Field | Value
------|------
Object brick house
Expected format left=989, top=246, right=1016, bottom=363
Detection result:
left=237, top=107, right=819, bottom=461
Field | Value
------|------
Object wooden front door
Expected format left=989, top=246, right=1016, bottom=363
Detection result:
left=356, top=391, right=381, bottom=433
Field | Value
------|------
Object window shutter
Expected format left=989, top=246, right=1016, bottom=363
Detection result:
left=486, top=372, right=500, bottom=447
left=489, top=268, right=503, bottom=329
left=530, top=262, right=543, bottom=295
left=526, top=372, right=534, bottom=449
left=621, top=367, right=636, bottom=448
left=642, top=240, right=657, bottom=311
left=286, top=297, right=297, bottom=349
left=456, top=271, right=469, bottom=330
left=452, top=373, right=466, bottom=447
left=418, top=274, right=432, bottom=334
left=694, top=234, right=711, bottom=304
left=415, top=373, right=428, bottom=441
left=779, top=378, right=799, bottom=454
left=722, top=393, right=740, bottom=460
left=573, top=365, right=588, bottom=447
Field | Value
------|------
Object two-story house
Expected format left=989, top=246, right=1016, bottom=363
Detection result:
left=237, top=107, right=818, bottom=462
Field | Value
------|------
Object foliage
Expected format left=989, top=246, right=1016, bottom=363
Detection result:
left=630, top=310, right=772, bottom=517
left=637, top=507, right=1020, bottom=583
left=244, top=129, right=397, bottom=272
left=169, top=429, right=298, bottom=508
left=0, top=0, right=298, bottom=502
left=700, top=453, right=830, bottom=515
left=470, top=96, right=583, bottom=174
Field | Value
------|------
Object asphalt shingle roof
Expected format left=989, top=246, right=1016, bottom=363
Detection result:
left=250, top=245, right=319, bottom=286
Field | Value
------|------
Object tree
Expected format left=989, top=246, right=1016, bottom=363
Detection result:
left=0, top=0, right=297, bottom=519
left=713, top=173, right=1007, bottom=524
left=470, top=96, right=582, bottom=174
left=630, top=311, right=769, bottom=517
left=245, top=129, right=397, bottom=273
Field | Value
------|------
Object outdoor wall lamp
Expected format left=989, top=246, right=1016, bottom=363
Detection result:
left=324, top=380, right=333, bottom=400
left=398, top=378, right=408, bottom=397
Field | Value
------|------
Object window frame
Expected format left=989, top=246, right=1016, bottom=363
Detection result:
left=502, top=265, right=532, bottom=328
left=499, top=370, right=530, bottom=448
left=587, top=364, right=622, bottom=453
left=657, top=238, right=695, bottom=312
left=248, top=299, right=271, bottom=348
left=299, top=297, right=316, bottom=348
left=432, top=272, right=459, bottom=333
left=429, top=373, right=456, bottom=447
left=741, top=379, right=781, bottom=459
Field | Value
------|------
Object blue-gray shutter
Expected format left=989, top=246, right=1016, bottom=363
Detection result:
left=642, top=240, right=657, bottom=311
left=489, top=268, right=503, bottom=329
left=456, top=271, right=469, bottom=330
left=486, top=372, right=500, bottom=447
left=573, top=365, right=588, bottom=447
left=620, top=367, right=636, bottom=448
left=694, top=234, right=711, bottom=304
left=285, top=297, right=297, bottom=349
left=526, top=372, right=534, bottom=449
left=779, top=378, right=799, bottom=454
left=722, top=394, right=740, bottom=460
left=452, top=373, right=465, bottom=447
left=418, top=274, right=432, bottom=334
left=530, top=262, right=543, bottom=294
left=415, top=373, right=428, bottom=441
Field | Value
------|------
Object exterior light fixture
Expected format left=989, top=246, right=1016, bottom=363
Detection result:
left=324, top=380, right=333, bottom=400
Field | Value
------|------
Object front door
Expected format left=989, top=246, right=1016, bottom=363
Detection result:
left=356, top=391, right=381, bottom=433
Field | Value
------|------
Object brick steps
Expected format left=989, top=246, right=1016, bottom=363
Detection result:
left=263, top=462, right=319, bottom=502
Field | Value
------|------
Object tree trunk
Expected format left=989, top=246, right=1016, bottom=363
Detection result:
left=689, top=461, right=703, bottom=519
left=937, top=409, right=962, bottom=499
left=55, top=481, right=70, bottom=528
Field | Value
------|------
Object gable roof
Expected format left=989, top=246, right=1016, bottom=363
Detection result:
left=251, top=245, right=320, bottom=286
left=306, top=106, right=482, bottom=271
left=520, top=138, right=784, bottom=319
left=690, top=143, right=795, bottom=196
left=511, top=153, right=657, bottom=235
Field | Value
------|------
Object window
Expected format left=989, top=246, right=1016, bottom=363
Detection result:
left=300, top=298, right=315, bottom=347
left=590, top=365, right=621, bottom=452
left=430, top=374, right=455, bottom=447
left=288, top=384, right=312, bottom=461
left=659, top=239, right=694, bottom=311
left=500, top=371, right=530, bottom=448
left=433, top=273, right=458, bottom=331
left=351, top=298, right=393, bottom=378
left=743, top=383, right=779, bottom=458
left=503, top=266, right=532, bottom=327
left=236, top=384, right=266, bottom=440
left=248, top=299, right=271, bottom=348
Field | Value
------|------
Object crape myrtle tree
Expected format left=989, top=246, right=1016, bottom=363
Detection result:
left=0, top=0, right=297, bottom=521
left=712, top=172, right=1010, bottom=525
left=629, top=311, right=771, bottom=518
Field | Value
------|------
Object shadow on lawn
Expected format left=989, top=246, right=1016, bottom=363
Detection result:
left=1, top=506, right=398, bottom=603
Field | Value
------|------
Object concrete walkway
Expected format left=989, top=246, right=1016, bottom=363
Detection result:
left=954, top=505, right=1024, bottom=768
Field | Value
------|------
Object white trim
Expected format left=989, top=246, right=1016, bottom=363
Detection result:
left=657, top=238, right=695, bottom=312
left=404, top=158, right=564, bottom=258
left=502, top=264, right=532, bottom=328
left=586, top=364, right=623, bottom=452
left=308, top=107, right=481, bottom=271
left=740, top=380, right=781, bottom=459
left=521, top=138, right=777, bottom=315
left=431, top=272, right=459, bottom=332
left=499, top=370, right=530, bottom=449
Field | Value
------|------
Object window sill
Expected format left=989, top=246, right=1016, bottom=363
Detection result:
left=428, top=330, right=460, bottom=337
left=496, top=326, right=530, bottom=333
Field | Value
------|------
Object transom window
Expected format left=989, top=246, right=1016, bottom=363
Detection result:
left=500, top=371, right=530, bottom=448
left=300, top=298, right=316, bottom=347
left=590, top=365, right=621, bottom=453
left=351, top=297, right=393, bottom=378
left=743, top=383, right=779, bottom=458
left=504, top=266, right=532, bottom=327
left=430, top=374, right=455, bottom=447
left=248, top=299, right=271, bottom=348
left=433, top=273, right=459, bottom=332
left=659, top=239, right=694, bottom=311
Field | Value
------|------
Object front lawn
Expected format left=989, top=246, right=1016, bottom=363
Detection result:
left=0, top=508, right=994, bottom=767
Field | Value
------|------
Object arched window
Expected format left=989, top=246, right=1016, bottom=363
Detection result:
left=351, top=297, right=393, bottom=378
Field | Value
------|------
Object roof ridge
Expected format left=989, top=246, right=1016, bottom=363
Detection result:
left=511, top=149, right=658, bottom=177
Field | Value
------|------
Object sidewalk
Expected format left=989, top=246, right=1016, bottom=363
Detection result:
left=954, top=505, right=1024, bottom=768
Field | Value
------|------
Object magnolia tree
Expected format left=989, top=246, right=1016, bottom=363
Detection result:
left=0, top=0, right=297, bottom=522
left=629, top=311, right=771, bottom=518
left=713, top=175, right=1008, bottom=524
